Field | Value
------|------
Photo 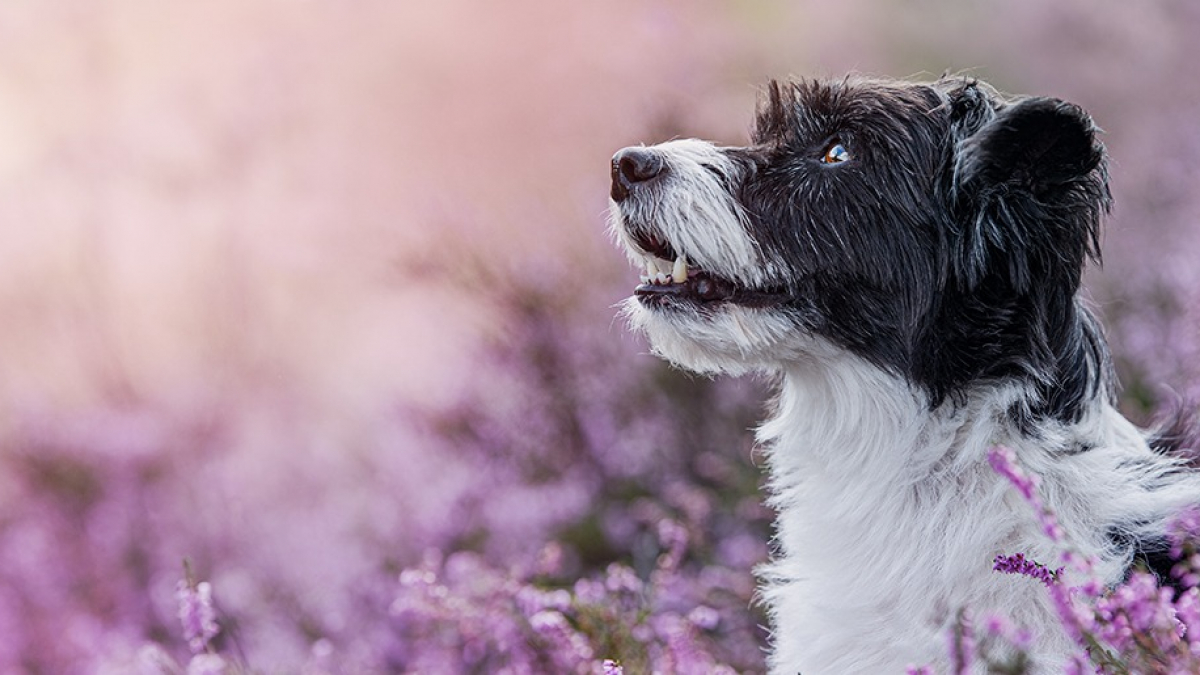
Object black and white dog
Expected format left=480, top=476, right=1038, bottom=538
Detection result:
left=608, top=76, right=1200, bottom=673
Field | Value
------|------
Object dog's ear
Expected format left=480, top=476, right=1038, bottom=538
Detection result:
left=957, top=98, right=1103, bottom=195
left=952, top=97, right=1110, bottom=291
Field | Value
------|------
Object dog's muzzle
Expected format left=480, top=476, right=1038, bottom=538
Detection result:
left=610, top=147, right=665, bottom=202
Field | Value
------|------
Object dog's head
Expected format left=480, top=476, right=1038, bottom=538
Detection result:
left=609, top=77, right=1111, bottom=417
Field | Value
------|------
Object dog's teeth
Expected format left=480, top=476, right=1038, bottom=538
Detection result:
left=655, top=272, right=671, bottom=285
left=644, top=259, right=657, bottom=278
left=672, top=255, right=688, bottom=284
left=640, top=274, right=651, bottom=284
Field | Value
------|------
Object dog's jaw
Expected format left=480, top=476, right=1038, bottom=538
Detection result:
left=617, top=295, right=821, bottom=376
left=609, top=138, right=810, bottom=374
left=609, top=138, right=769, bottom=288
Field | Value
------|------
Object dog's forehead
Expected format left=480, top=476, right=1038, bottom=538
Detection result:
left=752, top=78, right=953, bottom=144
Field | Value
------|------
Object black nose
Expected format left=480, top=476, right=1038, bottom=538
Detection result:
left=610, top=147, right=665, bottom=202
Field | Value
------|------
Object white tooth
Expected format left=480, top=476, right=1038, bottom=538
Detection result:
left=645, top=259, right=657, bottom=277
left=672, top=255, right=688, bottom=284
left=640, top=275, right=650, bottom=284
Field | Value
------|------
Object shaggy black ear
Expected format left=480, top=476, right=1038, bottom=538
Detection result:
left=957, top=97, right=1103, bottom=195
left=953, top=97, right=1110, bottom=291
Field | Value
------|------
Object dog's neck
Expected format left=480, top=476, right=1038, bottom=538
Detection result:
left=760, top=352, right=1013, bottom=491
left=754, top=351, right=1147, bottom=673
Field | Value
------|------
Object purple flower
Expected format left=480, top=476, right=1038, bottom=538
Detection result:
left=1094, top=571, right=1183, bottom=653
left=987, top=446, right=1063, bottom=542
left=656, top=519, right=689, bottom=571
left=573, top=577, right=607, bottom=604
left=517, top=586, right=572, bottom=617
left=987, top=445, right=1038, bottom=502
left=602, top=658, right=625, bottom=675
left=1172, top=554, right=1200, bottom=589
left=1063, top=653, right=1092, bottom=675
left=981, top=613, right=1032, bottom=649
left=604, top=563, right=643, bottom=596
left=529, top=610, right=594, bottom=667
left=687, top=605, right=720, bottom=631
left=1170, top=507, right=1200, bottom=560
left=186, top=653, right=227, bottom=675
left=176, top=578, right=219, bottom=655
left=993, top=553, right=1062, bottom=587
left=535, top=541, right=566, bottom=577
left=1046, top=577, right=1094, bottom=650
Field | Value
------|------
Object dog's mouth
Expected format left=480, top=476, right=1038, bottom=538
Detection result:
left=629, top=232, right=788, bottom=308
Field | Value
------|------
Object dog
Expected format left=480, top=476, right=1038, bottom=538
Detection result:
left=607, top=75, right=1200, bottom=673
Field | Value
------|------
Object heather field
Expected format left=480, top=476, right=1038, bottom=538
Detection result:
left=1, top=2, right=1199, bottom=673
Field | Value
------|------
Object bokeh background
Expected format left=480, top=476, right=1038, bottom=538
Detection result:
left=1, top=1, right=1198, bottom=672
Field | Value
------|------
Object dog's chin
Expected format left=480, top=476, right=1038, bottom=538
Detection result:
left=621, top=294, right=814, bottom=376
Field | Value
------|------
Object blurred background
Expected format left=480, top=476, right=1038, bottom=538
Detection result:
left=0, top=1, right=1197, bottom=672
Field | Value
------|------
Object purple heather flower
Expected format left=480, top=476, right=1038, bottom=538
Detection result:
left=987, top=445, right=1038, bottom=502
left=134, top=644, right=179, bottom=674
left=572, top=577, right=607, bottom=604
left=1063, top=653, right=1092, bottom=675
left=687, top=605, right=720, bottom=631
left=398, top=567, right=437, bottom=588
left=1047, top=578, right=1094, bottom=650
left=656, top=519, right=689, bottom=571
left=516, top=586, right=572, bottom=617
left=604, top=563, right=643, bottom=596
left=653, top=612, right=712, bottom=674
left=987, top=446, right=1063, bottom=542
left=528, top=609, right=568, bottom=636
left=1172, top=554, right=1200, bottom=589
left=602, top=658, right=625, bottom=675
left=529, top=610, right=594, bottom=667
left=1094, top=571, right=1183, bottom=653
left=186, top=653, right=227, bottom=675
left=534, top=541, right=566, bottom=577
left=993, top=553, right=1062, bottom=587
left=981, top=613, right=1033, bottom=649
left=176, top=578, right=219, bottom=655
left=1169, top=506, right=1200, bottom=559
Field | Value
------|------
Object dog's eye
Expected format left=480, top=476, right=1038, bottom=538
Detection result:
left=820, top=142, right=850, bottom=165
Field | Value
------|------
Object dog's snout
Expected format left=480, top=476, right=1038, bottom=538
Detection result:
left=615, top=147, right=664, bottom=183
left=611, top=147, right=665, bottom=202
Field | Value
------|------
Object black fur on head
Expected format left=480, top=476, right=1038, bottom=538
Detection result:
left=726, top=76, right=1112, bottom=420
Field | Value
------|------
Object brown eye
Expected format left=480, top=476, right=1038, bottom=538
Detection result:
left=821, top=142, right=850, bottom=164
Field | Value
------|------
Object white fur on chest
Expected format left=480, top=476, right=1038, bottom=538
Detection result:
left=756, top=353, right=1196, bottom=674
